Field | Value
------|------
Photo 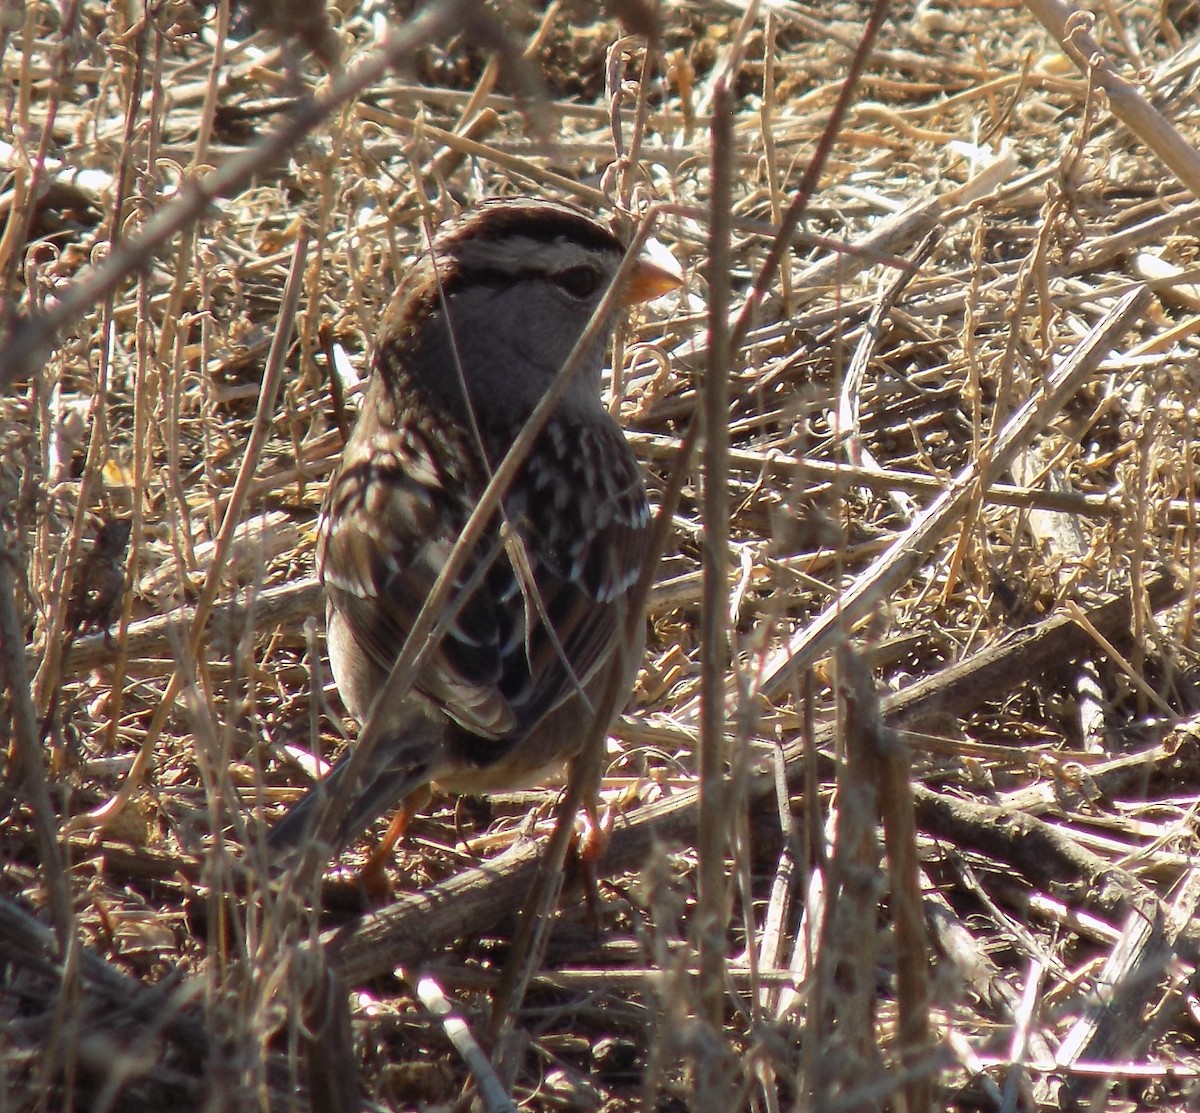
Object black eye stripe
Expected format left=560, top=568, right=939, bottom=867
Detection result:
left=445, top=263, right=609, bottom=295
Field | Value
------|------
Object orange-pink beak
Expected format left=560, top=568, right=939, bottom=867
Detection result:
left=624, top=256, right=683, bottom=304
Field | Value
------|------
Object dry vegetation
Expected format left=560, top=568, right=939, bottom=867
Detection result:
left=5, top=0, right=1200, bottom=1109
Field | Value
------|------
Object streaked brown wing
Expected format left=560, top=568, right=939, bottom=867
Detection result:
left=319, top=408, right=649, bottom=749
left=493, top=415, right=650, bottom=734
left=319, top=424, right=519, bottom=741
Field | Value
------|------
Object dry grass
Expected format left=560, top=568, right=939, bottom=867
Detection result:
left=5, top=0, right=1200, bottom=1109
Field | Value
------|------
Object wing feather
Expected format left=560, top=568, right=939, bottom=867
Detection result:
left=318, top=398, right=649, bottom=755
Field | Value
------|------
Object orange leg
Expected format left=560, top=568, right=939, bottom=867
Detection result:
left=579, top=798, right=613, bottom=864
left=357, top=787, right=431, bottom=902
left=577, top=799, right=615, bottom=932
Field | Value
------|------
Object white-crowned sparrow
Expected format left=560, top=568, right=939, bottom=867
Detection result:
left=269, top=198, right=679, bottom=862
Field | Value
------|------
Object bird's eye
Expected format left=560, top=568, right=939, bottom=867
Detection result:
left=554, top=265, right=602, bottom=300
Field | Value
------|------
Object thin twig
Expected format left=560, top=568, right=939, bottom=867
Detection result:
left=697, top=77, right=734, bottom=1040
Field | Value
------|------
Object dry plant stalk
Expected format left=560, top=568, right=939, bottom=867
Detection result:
left=6, top=0, right=1200, bottom=1109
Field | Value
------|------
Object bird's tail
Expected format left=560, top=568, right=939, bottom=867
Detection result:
left=267, top=726, right=449, bottom=855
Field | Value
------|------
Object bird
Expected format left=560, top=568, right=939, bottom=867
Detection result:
left=268, top=197, right=680, bottom=879
left=39, top=515, right=132, bottom=750
left=65, top=516, right=132, bottom=648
